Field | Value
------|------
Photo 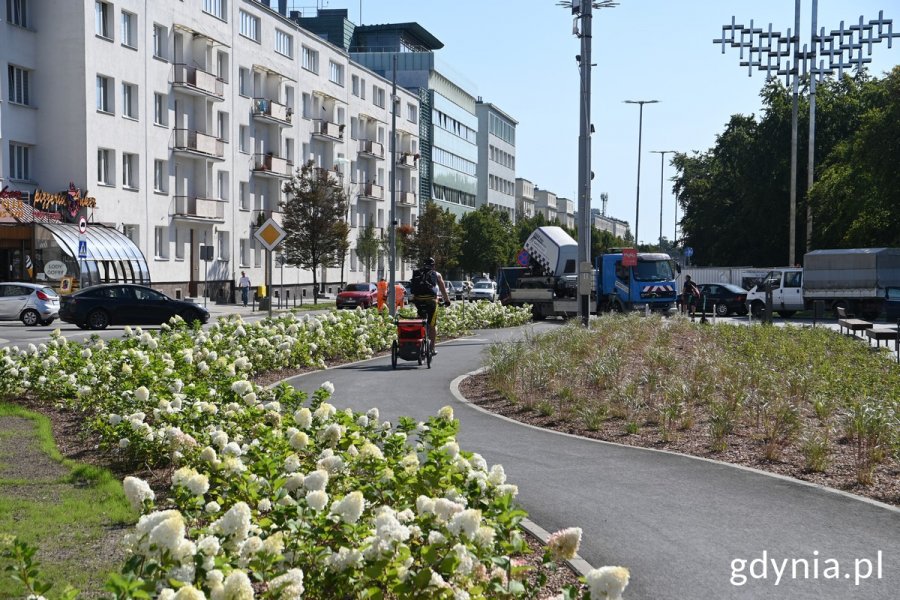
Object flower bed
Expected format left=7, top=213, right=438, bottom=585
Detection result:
left=0, top=305, right=629, bottom=599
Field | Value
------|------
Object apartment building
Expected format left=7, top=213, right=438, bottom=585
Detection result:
left=515, top=178, right=535, bottom=219
left=475, top=99, right=516, bottom=222
left=0, top=0, right=419, bottom=298
left=555, top=197, right=575, bottom=229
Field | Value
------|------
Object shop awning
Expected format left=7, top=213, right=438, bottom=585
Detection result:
left=39, top=222, right=150, bottom=284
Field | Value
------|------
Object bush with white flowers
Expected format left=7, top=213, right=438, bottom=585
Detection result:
left=0, top=309, right=629, bottom=599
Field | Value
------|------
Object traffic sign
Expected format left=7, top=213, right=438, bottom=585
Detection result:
left=622, top=247, right=637, bottom=267
left=253, top=218, right=287, bottom=251
left=77, top=240, right=88, bottom=258
left=78, top=216, right=87, bottom=234
left=684, top=246, right=694, bottom=258
left=516, top=249, right=530, bottom=267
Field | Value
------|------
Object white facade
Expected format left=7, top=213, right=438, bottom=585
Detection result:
left=475, top=100, right=516, bottom=222
left=533, top=188, right=557, bottom=222
left=515, top=178, right=535, bottom=219
left=0, top=0, right=419, bottom=296
left=555, top=197, right=574, bottom=229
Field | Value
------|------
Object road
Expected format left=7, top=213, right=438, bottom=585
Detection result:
left=283, top=322, right=900, bottom=600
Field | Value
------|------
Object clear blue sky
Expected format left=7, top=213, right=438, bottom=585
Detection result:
left=324, top=0, right=899, bottom=245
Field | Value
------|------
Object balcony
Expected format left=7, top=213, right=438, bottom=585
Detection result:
left=173, top=129, right=225, bottom=160
left=172, top=64, right=224, bottom=100
left=312, top=119, right=344, bottom=142
left=358, top=139, right=384, bottom=160
left=251, top=98, right=292, bottom=126
left=252, top=153, right=293, bottom=179
left=312, top=167, right=344, bottom=188
left=358, top=183, right=384, bottom=201
left=396, top=152, right=418, bottom=169
left=251, top=209, right=284, bottom=229
left=171, top=196, right=226, bottom=223
left=398, top=190, right=417, bottom=206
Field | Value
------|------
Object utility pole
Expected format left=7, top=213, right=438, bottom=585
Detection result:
left=650, top=150, right=676, bottom=249
left=624, top=99, right=659, bottom=248
left=388, top=54, right=398, bottom=317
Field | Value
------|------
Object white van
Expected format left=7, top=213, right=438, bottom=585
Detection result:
left=745, top=268, right=804, bottom=317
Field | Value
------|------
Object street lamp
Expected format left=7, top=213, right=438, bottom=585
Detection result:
left=624, top=99, right=658, bottom=247
left=650, top=150, right=676, bottom=249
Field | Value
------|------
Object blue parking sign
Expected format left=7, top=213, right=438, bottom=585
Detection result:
left=78, top=240, right=88, bottom=258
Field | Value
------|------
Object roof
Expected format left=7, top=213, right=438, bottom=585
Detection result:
left=353, top=22, right=444, bottom=50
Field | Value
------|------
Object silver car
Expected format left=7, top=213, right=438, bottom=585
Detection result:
left=469, top=281, right=497, bottom=302
left=0, top=282, right=60, bottom=326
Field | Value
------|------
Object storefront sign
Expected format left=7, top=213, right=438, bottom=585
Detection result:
left=44, top=260, right=68, bottom=280
left=33, top=182, right=96, bottom=223
left=0, top=187, right=25, bottom=220
left=59, top=276, right=75, bottom=294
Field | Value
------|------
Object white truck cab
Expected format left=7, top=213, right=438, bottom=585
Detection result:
left=746, top=268, right=804, bottom=317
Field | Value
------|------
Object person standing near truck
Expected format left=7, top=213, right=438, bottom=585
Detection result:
left=681, top=275, right=700, bottom=320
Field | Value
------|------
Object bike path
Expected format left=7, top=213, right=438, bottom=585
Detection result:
left=284, top=322, right=900, bottom=600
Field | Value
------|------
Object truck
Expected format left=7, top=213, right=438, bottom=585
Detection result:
left=745, top=248, right=900, bottom=320
left=498, top=226, right=679, bottom=319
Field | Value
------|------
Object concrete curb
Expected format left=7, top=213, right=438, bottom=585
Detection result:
left=449, top=368, right=900, bottom=515
left=520, top=517, right=595, bottom=578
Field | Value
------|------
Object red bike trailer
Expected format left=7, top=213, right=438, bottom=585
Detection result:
left=391, top=318, right=431, bottom=369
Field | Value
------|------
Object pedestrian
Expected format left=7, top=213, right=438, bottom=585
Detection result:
left=238, top=271, right=251, bottom=307
left=394, top=282, right=406, bottom=309
left=682, top=275, right=700, bottom=321
left=376, top=277, right=388, bottom=311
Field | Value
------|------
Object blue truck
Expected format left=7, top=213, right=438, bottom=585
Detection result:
left=498, top=227, right=679, bottom=319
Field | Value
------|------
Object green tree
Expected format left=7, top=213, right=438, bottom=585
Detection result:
left=409, top=202, right=461, bottom=272
left=280, top=160, right=350, bottom=303
left=458, top=206, right=516, bottom=277
left=355, top=219, right=381, bottom=281
left=332, top=220, right=351, bottom=288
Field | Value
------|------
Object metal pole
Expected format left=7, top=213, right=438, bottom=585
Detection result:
left=624, top=100, right=658, bottom=247
left=651, top=150, right=675, bottom=248
left=788, top=0, right=801, bottom=266
left=577, top=0, right=592, bottom=326
left=203, top=254, right=208, bottom=308
left=806, top=0, right=818, bottom=252
left=388, top=54, right=398, bottom=317
left=267, top=248, right=272, bottom=318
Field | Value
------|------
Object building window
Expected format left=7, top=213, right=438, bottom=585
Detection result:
left=373, top=86, right=385, bottom=108
left=238, top=67, right=250, bottom=96
left=217, top=231, right=229, bottom=260
left=217, top=111, right=229, bottom=142
left=7, top=0, right=27, bottom=27
left=239, top=182, right=249, bottom=210
left=351, top=75, right=360, bottom=97
left=122, top=82, right=137, bottom=119
left=9, top=143, right=30, bottom=181
left=96, top=75, right=113, bottom=113
left=153, top=24, right=167, bottom=59
left=301, top=46, right=318, bottom=73
left=121, top=11, right=136, bottom=48
left=239, top=239, right=249, bottom=267
left=407, top=103, right=417, bottom=124
left=154, top=226, right=168, bottom=259
left=153, top=93, right=167, bottom=125
left=154, top=159, right=167, bottom=192
left=275, top=29, right=293, bottom=58
left=7, top=65, right=29, bottom=105
left=123, top=225, right=139, bottom=245
left=122, top=153, right=137, bottom=189
left=175, top=227, right=184, bottom=260
left=95, top=1, right=111, bottom=39
left=217, top=171, right=229, bottom=201
left=329, top=61, right=344, bottom=86
left=239, top=10, right=259, bottom=42
left=238, top=125, right=249, bottom=153
left=97, top=148, right=112, bottom=185
left=301, top=93, right=311, bottom=119
left=203, top=0, right=226, bottom=21
left=217, top=51, right=229, bottom=82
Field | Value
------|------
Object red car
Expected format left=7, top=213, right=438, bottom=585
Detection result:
left=336, top=282, right=378, bottom=309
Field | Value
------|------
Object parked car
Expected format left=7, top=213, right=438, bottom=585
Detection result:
left=336, top=282, right=378, bottom=310
left=0, top=282, right=59, bottom=326
left=696, top=283, right=749, bottom=317
left=59, top=283, right=209, bottom=329
left=447, top=280, right=473, bottom=300
left=469, top=280, right=498, bottom=302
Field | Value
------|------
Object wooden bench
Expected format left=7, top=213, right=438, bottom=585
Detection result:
left=836, top=306, right=874, bottom=337
left=865, top=327, right=899, bottom=349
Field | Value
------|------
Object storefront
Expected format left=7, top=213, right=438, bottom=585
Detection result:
left=1, top=184, right=149, bottom=289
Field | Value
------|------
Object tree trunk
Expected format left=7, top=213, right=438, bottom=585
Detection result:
left=311, top=267, right=318, bottom=305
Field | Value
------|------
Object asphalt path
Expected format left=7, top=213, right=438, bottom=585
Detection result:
left=284, top=321, right=900, bottom=600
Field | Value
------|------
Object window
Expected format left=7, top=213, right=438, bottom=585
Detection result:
left=239, top=10, right=259, bottom=42
left=8, top=143, right=30, bottom=180
left=154, top=159, right=167, bottom=192
left=153, top=24, right=167, bottom=59
left=97, top=148, right=112, bottom=185
left=7, top=0, right=27, bottom=27
left=217, top=51, right=229, bottom=82
left=121, top=153, right=137, bottom=189
left=217, top=111, right=228, bottom=142
left=238, top=67, right=250, bottom=96
left=122, top=83, right=137, bottom=119
left=7, top=66, right=29, bottom=105
left=153, top=93, right=167, bottom=125
left=121, top=11, right=136, bottom=48
left=95, top=1, right=111, bottom=39
left=154, top=226, right=168, bottom=259
left=301, top=93, right=311, bottom=118
left=238, top=125, right=249, bottom=153
left=123, top=225, right=139, bottom=245
left=275, top=30, right=293, bottom=58
left=301, top=46, right=318, bottom=73
left=407, top=103, right=417, bottom=124
left=203, top=0, right=226, bottom=20
left=329, top=61, right=344, bottom=86
left=351, top=75, right=360, bottom=97
left=239, top=239, right=249, bottom=267
left=217, top=171, right=228, bottom=201
left=239, top=182, right=249, bottom=210
left=96, top=75, right=112, bottom=113
left=217, top=231, right=229, bottom=260
left=285, top=138, right=294, bottom=163
left=175, top=228, right=184, bottom=260
left=373, top=86, right=385, bottom=108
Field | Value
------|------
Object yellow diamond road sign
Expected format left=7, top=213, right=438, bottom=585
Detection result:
left=253, top=218, right=287, bottom=251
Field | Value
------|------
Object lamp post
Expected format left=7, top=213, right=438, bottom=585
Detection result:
left=650, top=150, right=676, bottom=249
left=388, top=54, right=399, bottom=317
left=624, top=99, right=658, bottom=247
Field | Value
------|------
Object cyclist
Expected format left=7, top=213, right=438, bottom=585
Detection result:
left=410, top=257, right=451, bottom=355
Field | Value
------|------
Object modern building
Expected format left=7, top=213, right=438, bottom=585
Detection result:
left=475, top=99, right=516, bottom=221
left=0, top=0, right=420, bottom=299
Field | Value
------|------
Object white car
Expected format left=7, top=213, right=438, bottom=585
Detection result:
left=0, top=282, right=60, bottom=326
left=469, top=281, right=497, bottom=302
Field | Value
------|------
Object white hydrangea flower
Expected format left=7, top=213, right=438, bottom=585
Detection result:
left=123, top=476, right=155, bottom=511
left=447, top=508, right=481, bottom=540
left=305, top=490, right=328, bottom=511
left=320, top=381, right=335, bottom=395
left=269, top=568, right=304, bottom=599
left=433, top=498, right=463, bottom=522
left=438, top=406, right=454, bottom=420
left=474, top=525, right=496, bottom=548
left=283, top=473, right=304, bottom=492
left=283, top=454, right=301, bottom=473
left=330, top=491, right=365, bottom=524
left=547, top=527, right=582, bottom=560
left=211, top=502, right=252, bottom=546
left=173, top=586, right=205, bottom=600
left=585, top=566, right=631, bottom=600
left=313, top=402, right=336, bottom=421
left=223, top=570, right=254, bottom=600
left=289, top=431, right=309, bottom=450
left=488, top=464, right=507, bottom=486
left=359, top=442, right=384, bottom=461
left=325, top=546, right=363, bottom=573
left=416, top=495, right=435, bottom=516
left=440, top=441, right=460, bottom=459
left=197, top=535, right=221, bottom=556
left=303, top=469, right=329, bottom=491
left=496, top=484, right=519, bottom=498
left=205, top=501, right=221, bottom=514
left=293, top=408, right=312, bottom=429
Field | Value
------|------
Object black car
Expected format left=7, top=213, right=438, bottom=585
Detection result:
left=59, top=283, right=209, bottom=329
left=696, top=283, right=749, bottom=317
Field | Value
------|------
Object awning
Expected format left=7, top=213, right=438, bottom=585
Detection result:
left=39, top=222, right=150, bottom=285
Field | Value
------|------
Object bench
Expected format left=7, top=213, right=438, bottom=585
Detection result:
left=836, top=306, right=874, bottom=337
left=865, top=327, right=899, bottom=349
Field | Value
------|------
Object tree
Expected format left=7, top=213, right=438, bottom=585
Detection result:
left=409, top=202, right=461, bottom=272
left=331, top=220, right=351, bottom=288
left=280, top=160, right=350, bottom=304
left=355, top=220, right=380, bottom=281
left=458, top=205, right=516, bottom=277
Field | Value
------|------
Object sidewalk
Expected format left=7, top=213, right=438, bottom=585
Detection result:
left=189, top=296, right=334, bottom=319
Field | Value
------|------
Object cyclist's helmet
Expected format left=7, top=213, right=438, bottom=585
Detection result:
left=424, top=257, right=435, bottom=267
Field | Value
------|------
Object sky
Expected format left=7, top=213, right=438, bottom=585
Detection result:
left=315, top=0, right=899, bottom=245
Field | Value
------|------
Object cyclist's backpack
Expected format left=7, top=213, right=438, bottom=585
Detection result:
left=410, top=268, right=436, bottom=296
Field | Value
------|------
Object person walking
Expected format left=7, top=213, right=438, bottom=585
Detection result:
left=376, top=277, right=388, bottom=312
left=238, top=271, right=251, bottom=307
